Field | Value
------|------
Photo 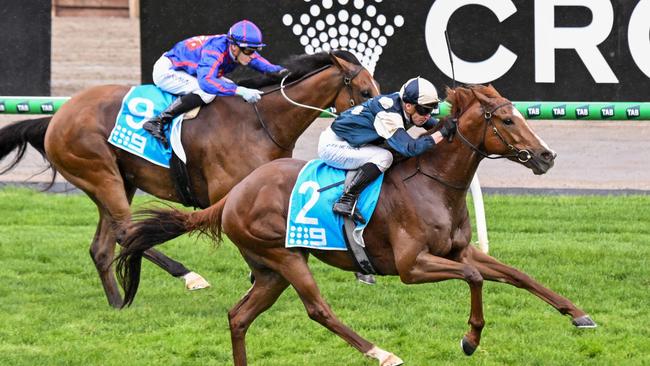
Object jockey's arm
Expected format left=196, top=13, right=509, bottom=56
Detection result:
left=411, top=117, right=444, bottom=143
left=374, top=111, right=436, bottom=157
left=248, top=53, right=284, bottom=74
left=197, top=51, right=238, bottom=96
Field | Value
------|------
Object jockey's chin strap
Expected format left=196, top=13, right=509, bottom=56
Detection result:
left=455, top=101, right=532, bottom=163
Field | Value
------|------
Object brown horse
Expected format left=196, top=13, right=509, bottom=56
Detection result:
left=115, top=84, right=596, bottom=365
left=0, top=50, right=379, bottom=308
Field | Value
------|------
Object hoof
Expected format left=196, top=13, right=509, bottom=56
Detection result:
left=572, top=315, right=597, bottom=328
left=355, top=272, right=376, bottom=285
left=380, top=354, right=403, bottom=366
left=460, top=336, right=477, bottom=356
left=183, top=272, right=211, bottom=291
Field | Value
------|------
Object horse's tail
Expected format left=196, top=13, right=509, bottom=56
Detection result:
left=116, top=196, right=228, bottom=307
left=0, top=116, right=57, bottom=185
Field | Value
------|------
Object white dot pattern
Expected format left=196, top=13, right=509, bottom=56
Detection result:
left=282, top=0, right=404, bottom=75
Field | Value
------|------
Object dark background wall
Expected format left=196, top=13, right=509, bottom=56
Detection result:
left=0, top=0, right=51, bottom=95
left=140, top=0, right=649, bottom=101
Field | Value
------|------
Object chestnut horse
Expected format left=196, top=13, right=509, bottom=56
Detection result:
left=0, top=50, right=379, bottom=308
left=115, top=85, right=596, bottom=365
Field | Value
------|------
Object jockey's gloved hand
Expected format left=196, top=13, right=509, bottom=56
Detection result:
left=235, top=86, right=263, bottom=103
left=439, top=118, right=458, bottom=139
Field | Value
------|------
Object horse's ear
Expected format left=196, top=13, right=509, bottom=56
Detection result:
left=329, top=52, right=355, bottom=73
left=486, top=84, right=501, bottom=97
left=471, top=86, right=492, bottom=107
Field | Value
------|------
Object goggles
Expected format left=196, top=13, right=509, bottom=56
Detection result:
left=415, top=103, right=438, bottom=116
left=239, top=46, right=261, bottom=56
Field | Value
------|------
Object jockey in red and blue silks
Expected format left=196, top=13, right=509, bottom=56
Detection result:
left=143, top=19, right=287, bottom=146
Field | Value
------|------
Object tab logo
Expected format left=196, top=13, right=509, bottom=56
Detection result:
left=0, top=102, right=5, bottom=113
left=40, top=103, right=54, bottom=113
left=17, top=102, right=30, bottom=113
left=600, top=105, right=615, bottom=118
left=552, top=105, right=566, bottom=118
left=527, top=104, right=541, bottom=118
left=626, top=105, right=640, bottom=118
left=575, top=105, right=589, bottom=118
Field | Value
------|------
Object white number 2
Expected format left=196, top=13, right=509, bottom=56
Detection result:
left=295, top=181, right=320, bottom=225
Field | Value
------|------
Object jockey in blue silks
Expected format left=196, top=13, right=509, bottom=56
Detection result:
left=318, top=77, right=458, bottom=223
left=143, top=19, right=287, bottom=145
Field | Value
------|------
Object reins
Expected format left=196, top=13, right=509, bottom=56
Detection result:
left=251, top=62, right=366, bottom=151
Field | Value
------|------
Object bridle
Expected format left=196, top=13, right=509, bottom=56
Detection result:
left=253, top=63, right=367, bottom=151
left=342, top=66, right=364, bottom=107
left=403, top=98, right=532, bottom=191
left=455, top=101, right=532, bottom=163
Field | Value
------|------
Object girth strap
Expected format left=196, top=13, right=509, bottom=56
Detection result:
left=170, top=151, right=204, bottom=209
left=342, top=170, right=378, bottom=275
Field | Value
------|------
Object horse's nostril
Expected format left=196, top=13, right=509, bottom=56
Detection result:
left=541, top=151, right=556, bottom=162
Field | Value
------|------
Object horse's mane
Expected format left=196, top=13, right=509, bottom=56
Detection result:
left=235, top=50, right=361, bottom=89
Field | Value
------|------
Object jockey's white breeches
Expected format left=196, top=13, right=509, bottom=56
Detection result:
left=318, top=127, right=393, bottom=172
left=152, top=55, right=216, bottom=103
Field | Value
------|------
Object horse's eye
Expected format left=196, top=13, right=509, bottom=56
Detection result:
left=361, top=90, right=371, bottom=98
left=503, top=118, right=514, bottom=125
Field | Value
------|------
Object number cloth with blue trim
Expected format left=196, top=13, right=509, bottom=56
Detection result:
left=286, top=159, right=384, bottom=250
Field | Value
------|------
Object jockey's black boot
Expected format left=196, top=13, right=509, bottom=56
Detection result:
left=333, top=162, right=382, bottom=224
left=143, top=93, right=204, bottom=146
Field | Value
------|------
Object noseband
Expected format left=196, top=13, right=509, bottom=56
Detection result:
left=455, top=102, right=532, bottom=163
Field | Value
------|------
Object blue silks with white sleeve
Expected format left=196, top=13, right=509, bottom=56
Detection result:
left=286, top=159, right=384, bottom=251
left=108, top=85, right=182, bottom=168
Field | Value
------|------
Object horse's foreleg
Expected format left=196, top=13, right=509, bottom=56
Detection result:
left=465, top=246, right=596, bottom=328
left=228, top=266, right=289, bottom=366
left=397, top=251, right=485, bottom=355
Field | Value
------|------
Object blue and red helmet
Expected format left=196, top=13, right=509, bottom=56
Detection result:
left=228, top=20, right=266, bottom=49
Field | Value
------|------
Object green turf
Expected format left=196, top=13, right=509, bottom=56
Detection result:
left=0, top=187, right=648, bottom=365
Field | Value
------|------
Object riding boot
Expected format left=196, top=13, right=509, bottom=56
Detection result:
left=143, top=93, right=204, bottom=146
left=333, top=162, right=382, bottom=224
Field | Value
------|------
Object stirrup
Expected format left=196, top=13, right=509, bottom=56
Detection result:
left=333, top=198, right=366, bottom=224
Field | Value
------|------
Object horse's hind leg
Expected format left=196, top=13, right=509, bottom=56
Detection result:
left=465, top=245, right=596, bottom=328
left=269, top=250, right=403, bottom=366
left=141, top=249, right=210, bottom=290
left=228, top=265, right=289, bottom=366
left=90, top=209, right=124, bottom=307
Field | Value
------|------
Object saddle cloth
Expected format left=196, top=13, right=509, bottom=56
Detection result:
left=286, top=159, right=384, bottom=251
left=108, top=85, right=188, bottom=168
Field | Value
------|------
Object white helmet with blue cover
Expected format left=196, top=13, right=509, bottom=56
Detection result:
left=399, top=77, right=440, bottom=107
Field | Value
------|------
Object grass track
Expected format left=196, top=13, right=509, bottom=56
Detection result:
left=0, top=188, right=649, bottom=365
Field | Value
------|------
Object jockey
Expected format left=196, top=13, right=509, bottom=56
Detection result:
left=318, top=76, right=457, bottom=223
left=143, top=19, right=287, bottom=145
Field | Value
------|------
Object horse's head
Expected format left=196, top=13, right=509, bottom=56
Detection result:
left=329, top=51, right=380, bottom=112
left=447, top=85, right=556, bottom=175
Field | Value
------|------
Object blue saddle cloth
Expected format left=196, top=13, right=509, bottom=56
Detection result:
left=108, top=85, right=182, bottom=168
left=286, top=159, right=384, bottom=251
